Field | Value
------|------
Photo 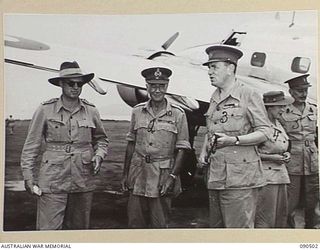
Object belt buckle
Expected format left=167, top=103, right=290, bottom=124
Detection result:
left=145, top=155, right=151, bottom=163
left=305, top=140, right=310, bottom=147
left=65, top=145, right=71, bottom=153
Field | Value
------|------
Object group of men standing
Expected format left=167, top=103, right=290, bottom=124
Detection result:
left=19, top=44, right=319, bottom=230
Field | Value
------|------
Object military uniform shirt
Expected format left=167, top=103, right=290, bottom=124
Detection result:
left=205, top=80, right=270, bottom=190
left=279, top=102, right=318, bottom=175
left=126, top=98, right=191, bottom=198
left=258, top=120, right=290, bottom=184
left=20, top=96, right=109, bottom=193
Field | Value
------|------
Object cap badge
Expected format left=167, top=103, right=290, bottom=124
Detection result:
left=154, top=68, right=162, bottom=79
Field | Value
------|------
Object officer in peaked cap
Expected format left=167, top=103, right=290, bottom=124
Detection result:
left=121, top=66, right=191, bottom=228
left=279, top=74, right=319, bottom=228
left=203, top=44, right=243, bottom=66
left=141, top=67, right=172, bottom=83
left=285, top=74, right=312, bottom=89
left=20, top=61, right=109, bottom=230
left=199, top=44, right=270, bottom=228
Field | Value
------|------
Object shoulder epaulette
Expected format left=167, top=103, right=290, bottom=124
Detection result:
left=171, top=103, right=185, bottom=113
left=308, top=102, right=317, bottom=107
left=41, top=98, right=59, bottom=105
left=133, top=102, right=147, bottom=109
left=81, top=99, right=95, bottom=107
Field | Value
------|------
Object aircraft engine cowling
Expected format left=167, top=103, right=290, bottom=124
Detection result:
left=116, top=85, right=149, bottom=107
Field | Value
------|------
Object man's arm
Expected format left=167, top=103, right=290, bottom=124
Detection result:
left=121, top=141, right=135, bottom=191
left=215, top=130, right=267, bottom=147
left=160, top=110, right=191, bottom=196
left=121, top=110, right=137, bottom=191
left=199, top=133, right=209, bottom=165
left=92, top=108, right=109, bottom=159
left=91, top=108, right=109, bottom=175
left=21, top=105, right=46, bottom=194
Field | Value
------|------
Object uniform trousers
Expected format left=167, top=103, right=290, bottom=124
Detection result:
left=127, top=192, right=171, bottom=228
left=255, top=184, right=288, bottom=228
left=37, top=192, right=93, bottom=230
left=208, top=188, right=259, bottom=228
left=287, top=174, right=320, bottom=228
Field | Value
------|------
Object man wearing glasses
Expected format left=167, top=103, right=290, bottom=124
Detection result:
left=121, top=67, right=191, bottom=228
left=20, top=61, right=109, bottom=230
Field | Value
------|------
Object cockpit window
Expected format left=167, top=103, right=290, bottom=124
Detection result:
left=291, top=57, right=311, bottom=73
left=251, top=52, right=266, bottom=67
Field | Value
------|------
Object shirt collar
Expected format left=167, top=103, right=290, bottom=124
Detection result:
left=55, top=96, right=84, bottom=113
left=211, top=79, right=241, bottom=103
left=142, top=97, right=172, bottom=117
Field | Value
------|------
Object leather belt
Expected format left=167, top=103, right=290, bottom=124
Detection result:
left=46, top=142, right=91, bottom=153
left=291, top=139, right=314, bottom=147
left=135, top=151, right=173, bottom=163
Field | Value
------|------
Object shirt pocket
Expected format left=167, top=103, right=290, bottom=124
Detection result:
left=221, top=107, right=245, bottom=132
left=286, top=153, right=302, bottom=174
left=153, top=123, right=178, bottom=149
left=38, top=151, right=66, bottom=188
left=281, top=114, right=300, bottom=132
left=134, top=121, right=148, bottom=145
left=309, top=144, right=319, bottom=173
left=77, top=119, right=96, bottom=141
left=225, top=149, right=262, bottom=188
left=81, top=149, right=93, bottom=175
left=46, top=118, right=65, bottom=141
left=226, top=160, right=262, bottom=188
left=306, top=114, right=317, bottom=132
left=127, top=152, right=144, bottom=189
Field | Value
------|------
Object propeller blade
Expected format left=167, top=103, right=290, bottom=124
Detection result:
left=5, top=35, right=50, bottom=50
left=88, top=79, right=107, bottom=95
left=161, top=32, right=179, bottom=50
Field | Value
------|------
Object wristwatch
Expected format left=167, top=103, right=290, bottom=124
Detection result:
left=235, top=136, right=240, bottom=145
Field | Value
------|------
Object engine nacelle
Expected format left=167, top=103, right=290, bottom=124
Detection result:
left=116, top=85, right=149, bottom=107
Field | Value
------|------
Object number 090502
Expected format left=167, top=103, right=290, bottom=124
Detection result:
left=300, top=244, right=318, bottom=248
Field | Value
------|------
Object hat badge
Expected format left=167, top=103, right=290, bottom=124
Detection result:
left=154, top=68, right=162, bottom=79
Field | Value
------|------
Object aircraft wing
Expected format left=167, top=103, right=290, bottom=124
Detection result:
left=4, top=35, right=213, bottom=103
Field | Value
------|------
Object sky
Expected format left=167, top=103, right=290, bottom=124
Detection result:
left=3, top=10, right=318, bottom=120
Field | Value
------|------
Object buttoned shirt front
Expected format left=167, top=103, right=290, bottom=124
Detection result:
left=21, top=96, right=109, bottom=193
left=279, top=102, right=318, bottom=175
left=258, top=120, right=290, bottom=184
left=126, top=98, right=191, bottom=198
left=205, top=80, right=270, bottom=190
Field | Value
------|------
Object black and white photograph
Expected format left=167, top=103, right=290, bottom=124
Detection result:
left=3, top=8, right=319, bottom=237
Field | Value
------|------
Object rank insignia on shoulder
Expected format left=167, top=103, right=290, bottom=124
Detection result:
left=81, top=99, right=95, bottom=107
left=171, top=103, right=184, bottom=112
left=41, top=98, right=59, bottom=105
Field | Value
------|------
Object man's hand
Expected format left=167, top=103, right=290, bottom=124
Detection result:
left=214, top=132, right=236, bottom=148
left=198, top=152, right=209, bottom=167
left=91, top=155, right=103, bottom=175
left=24, top=180, right=34, bottom=195
left=160, top=176, right=175, bottom=196
left=121, top=176, right=128, bottom=192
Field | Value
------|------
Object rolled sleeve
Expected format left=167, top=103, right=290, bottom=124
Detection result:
left=176, top=111, right=191, bottom=149
left=126, top=111, right=136, bottom=142
left=20, top=105, right=46, bottom=181
left=247, top=91, right=270, bottom=139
